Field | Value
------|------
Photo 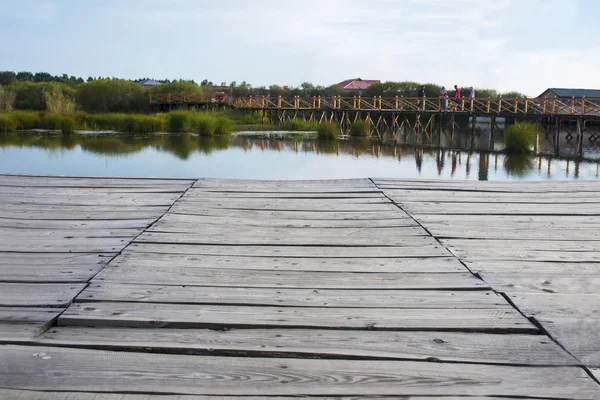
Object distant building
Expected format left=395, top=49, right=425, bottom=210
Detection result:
left=538, top=88, right=600, bottom=99
left=138, top=79, right=163, bottom=87
left=337, top=78, right=380, bottom=95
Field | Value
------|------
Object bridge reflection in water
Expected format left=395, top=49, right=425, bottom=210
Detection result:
left=1, top=131, right=598, bottom=180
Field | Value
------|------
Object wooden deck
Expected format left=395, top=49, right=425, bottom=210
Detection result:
left=0, top=175, right=599, bottom=398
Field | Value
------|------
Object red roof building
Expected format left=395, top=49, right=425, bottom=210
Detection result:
left=337, top=78, right=380, bottom=94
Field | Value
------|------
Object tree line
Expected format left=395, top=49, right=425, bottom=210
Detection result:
left=0, top=70, right=526, bottom=114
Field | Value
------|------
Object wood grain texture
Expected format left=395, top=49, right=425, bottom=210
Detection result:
left=135, top=229, right=434, bottom=247
left=151, top=213, right=417, bottom=229
left=59, top=302, right=536, bottom=332
left=0, top=218, right=156, bottom=230
left=0, top=253, right=114, bottom=283
left=38, top=327, right=576, bottom=366
left=0, top=175, right=194, bottom=189
left=0, top=391, right=549, bottom=400
left=535, top=318, right=600, bottom=367
left=78, top=284, right=503, bottom=308
left=126, top=243, right=452, bottom=258
left=94, top=268, right=484, bottom=290
left=171, top=209, right=405, bottom=220
left=0, top=345, right=597, bottom=397
left=110, top=253, right=466, bottom=273
left=401, top=202, right=600, bottom=216
left=0, top=283, right=85, bottom=307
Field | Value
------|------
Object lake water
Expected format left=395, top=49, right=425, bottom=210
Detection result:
left=0, top=131, right=599, bottom=181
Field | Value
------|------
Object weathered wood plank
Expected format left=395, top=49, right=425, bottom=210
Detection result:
left=401, top=202, right=600, bottom=216
left=0, top=308, right=61, bottom=335
left=0, top=283, right=85, bottom=307
left=179, top=197, right=393, bottom=205
left=171, top=209, right=405, bottom=220
left=59, top=302, right=535, bottom=332
left=172, top=203, right=401, bottom=213
left=445, top=247, right=600, bottom=263
left=0, top=175, right=194, bottom=188
left=195, top=178, right=376, bottom=189
left=2, top=346, right=597, bottom=397
left=385, top=189, right=600, bottom=202
left=507, top=293, right=600, bottom=319
left=0, top=253, right=114, bottom=283
left=443, top=239, right=600, bottom=252
left=0, top=218, right=155, bottom=230
left=465, top=260, right=600, bottom=275
left=375, top=179, right=600, bottom=193
left=1, top=203, right=168, bottom=213
left=79, top=284, right=502, bottom=308
left=478, top=273, right=600, bottom=294
left=135, top=230, right=435, bottom=247
left=187, top=190, right=384, bottom=198
left=95, top=268, right=481, bottom=290
left=38, top=327, right=577, bottom=366
left=0, top=323, right=43, bottom=340
left=535, top=318, right=600, bottom=367
left=126, top=243, right=452, bottom=258
left=0, top=238, right=130, bottom=253
left=0, top=391, right=551, bottom=400
left=0, top=211, right=166, bottom=221
left=0, top=228, right=142, bottom=238
left=428, top=227, right=600, bottom=240
left=152, top=213, right=417, bottom=229
left=111, top=253, right=465, bottom=273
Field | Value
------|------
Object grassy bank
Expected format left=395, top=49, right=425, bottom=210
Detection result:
left=0, top=110, right=236, bottom=135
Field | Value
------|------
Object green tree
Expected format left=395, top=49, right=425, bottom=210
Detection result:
left=0, top=71, right=17, bottom=85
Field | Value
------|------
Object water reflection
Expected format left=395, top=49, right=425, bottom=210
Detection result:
left=0, top=131, right=598, bottom=181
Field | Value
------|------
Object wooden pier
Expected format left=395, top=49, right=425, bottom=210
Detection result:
left=0, top=175, right=599, bottom=398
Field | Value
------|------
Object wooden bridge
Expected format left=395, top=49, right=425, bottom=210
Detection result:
left=234, top=95, right=600, bottom=118
left=1, top=174, right=600, bottom=398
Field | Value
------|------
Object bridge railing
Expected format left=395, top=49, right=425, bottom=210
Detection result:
left=233, top=95, right=600, bottom=116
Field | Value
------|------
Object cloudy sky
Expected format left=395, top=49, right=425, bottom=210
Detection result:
left=2, top=0, right=598, bottom=95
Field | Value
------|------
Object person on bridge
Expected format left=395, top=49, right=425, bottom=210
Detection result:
left=440, top=87, right=448, bottom=111
left=418, top=86, right=426, bottom=110
left=469, top=87, right=475, bottom=99
left=453, top=85, right=461, bottom=111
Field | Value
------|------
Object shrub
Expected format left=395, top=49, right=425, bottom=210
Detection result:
left=350, top=120, right=370, bottom=137
left=167, top=111, right=192, bottom=133
left=0, top=113, right=17, bottom=132
left=504, top=122, right=538, bottom=154
left=317, top=122, right=338, bottom=140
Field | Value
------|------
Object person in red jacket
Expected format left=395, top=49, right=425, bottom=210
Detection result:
left=453, top=85, right=461, bottom=111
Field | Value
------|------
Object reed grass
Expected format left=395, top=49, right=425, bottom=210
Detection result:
left=317, top=122, right=338, bottom=140
left=282, top=118, right=318, bottom=131
left=350, top=120, right=371, bottom=137
left=504, top=122, right=538, bottom=154
left=167, top=111, right=192, bottom=133
left=0, top=114, right=18, bottom=132
left=11, top=111, right=41, bottom=130
left=0, top=110, right=233, bottom=135
left=59, top=116, right=76, bottom=134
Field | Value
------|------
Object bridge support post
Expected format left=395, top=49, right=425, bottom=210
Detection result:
left=577, top=117, right=584, bottom=158
left=554, top=118, right=560, bottom=155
